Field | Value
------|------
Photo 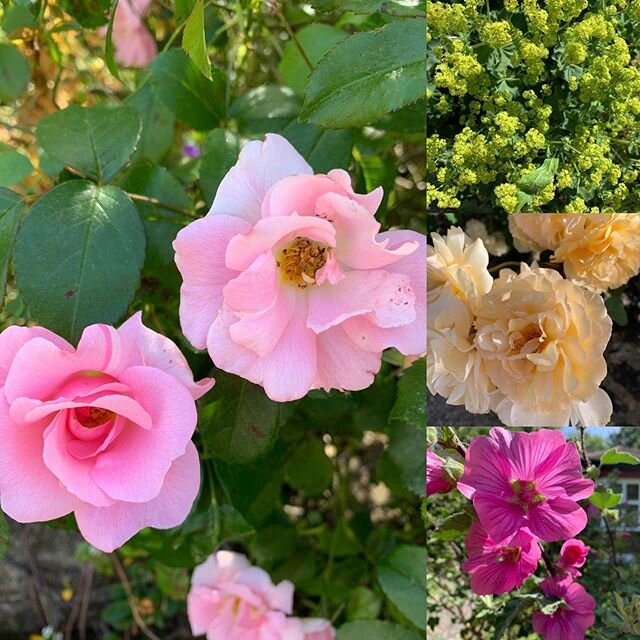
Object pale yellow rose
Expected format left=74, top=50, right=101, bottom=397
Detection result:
left=465, top=219, right=509, bottom=257
left=474, top=264, right=612, bottom=427
left=553, top=214, right=640, bottom=293
left=427, top=226, right=492, bottom=305
left=508, top=213, right=578, bottom=253
left=427, top=290, right=500, bottom=415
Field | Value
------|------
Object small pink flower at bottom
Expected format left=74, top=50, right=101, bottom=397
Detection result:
left=532, top=575, right=596, bottom=640
left=556, top=539, right=590, bottom=577
left=461, top=521, right=541, bottom=595
left=173, top=134, right=426, bottom=402
left=457, top=427, right=594, bottom=542
left=290, top=619, right=335, bottom=640
left=0, top=312, right=213, bottom=552
left=426, top=449, right=455, bottom=496
left=187, top=550, right=296, bottom=640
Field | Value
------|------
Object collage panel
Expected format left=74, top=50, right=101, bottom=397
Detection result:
left=427, top=212, right=640, bottom=427
left=426, top=425, right=640, bottom=639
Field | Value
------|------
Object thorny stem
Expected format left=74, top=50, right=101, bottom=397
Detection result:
left=272, top=2, right=314, bottom=72
left=126, top=193, right=199, bottom=218
left=110, top=552, right=162, bottom=640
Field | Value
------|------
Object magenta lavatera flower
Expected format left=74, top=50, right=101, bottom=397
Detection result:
left=100, top=0, right=157, bottom=68
left=187, top=550, right=299, bottom=640
left=556, top=539, right=590, bottom=577
left=0, top=313, right=213, bottom=552
left=532, top=574, right=596, bottom=640
left=458, top=428, right=594, bottom=542
left=462, top=521, right=541, bottom=595
left=426, top=448, right=456, bottom=496
left=173, top=134, right=426, bottom=402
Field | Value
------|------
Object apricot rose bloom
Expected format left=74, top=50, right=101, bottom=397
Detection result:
left=475, top=264, right=612, bottom=427
left=0, top=313, right=213, bottom=552
left=507, top=213, right=576, bottom=253
left=187, top=550, right=326, bottom=640
left=174, top=134, right=425, bottom=402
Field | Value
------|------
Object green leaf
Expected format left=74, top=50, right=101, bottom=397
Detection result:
left=14, top=181, right=146, bottom=342
left=182, top=0, right=212, bottom=79
left=150, top=49, right=226, bottom=130
left=387, top=421, right=424, bottom=495
left=312, top=0, right=425, bottom=15
left=0, top=189, right=25, bottom=307
left=431, top=511, right=474, bottom=541
left=301, top=20, right=425, bottom=128
left=281, top=121, right=353, bottom=174
left=199, top=128, right=241, bottom=204
left=589, top=488, right=622, bottom=510
left=36, top=104, right=142, bottom=182
left=2, top=5, right=37, bottom=35
left=347, top=587, right=382, bottom=621
left=0, top=43, right=30, bottom=103
left=285, top=439, right=334, bottom=495
left=378, top=545, right=426, bottom=631
left=516, top=158, right=559, bottom=195
left=493, top=596, right=538, bottom=640
left=175, top=0, right=197, bottom=21
left=58, top=0, right=111, bottom=27
left=0, top=149, right=33, bottom=187
left=426, top=427, right=437, bottom=448
left=155, top=563, right=189, bottom=599
left=390, top=359, right=426, bottom=427
left=600, top=448, right=640, bottom=465
left=0, top=509, right=9, bottom=560
left=337, top=621, right=422, bottom=640
left=278, top=24, right=347, bottom=93
left=605, top=292, right=628, bottom=327
left=117, top=164, right=191, bottom=280
left=199, top=371, right=284, bottom=464
left=105, top=0, right=121, bottom=79
left=230, top=84, right=301, bottom=134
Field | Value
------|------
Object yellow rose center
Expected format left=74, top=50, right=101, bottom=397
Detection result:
left=277, top=236, right=330, bottom=289
left=510, top=323, right=545, bottom=354
left=75, top=406, right=116, bottom=429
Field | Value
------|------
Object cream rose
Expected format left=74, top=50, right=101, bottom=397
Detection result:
left=508, top=214, right=578, bottom=253
left=427, top=226, right=492, bottom=304
left=553, top=214, right=640, bottom=293
left=427, top=290, right=499, bottom=415
left=474, top=264, right=612, bottom=427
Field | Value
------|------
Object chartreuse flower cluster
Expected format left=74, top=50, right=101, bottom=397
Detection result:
left=427, top=428, right=596, bottom=640
left=427, top=217, right=640, bottom=426
left=427, top=0, right=640, bottom=212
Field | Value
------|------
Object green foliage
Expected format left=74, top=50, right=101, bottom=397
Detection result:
left=36, top=105, right=142, bottom=183
left=301, top=20, right=425, bottom=128
left=600, top=448, right=640, bottom=465
left=0, top=42, right=30, bottom=102
left=182, top=0, right=213, bottom=79
left=0, top=509, right=9, bottom=561
left=590, top=487, right=623, bottom=510
left=0, top=188, right=24, bottom=305
left=0, top=148, right=33, bottom=187
left=337, top=620, right=422, bottom=640
left=14, top=181, right=146, bottom=342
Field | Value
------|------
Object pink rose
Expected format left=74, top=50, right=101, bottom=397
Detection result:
left=556, top=538, right=590, bottom=577
left=532, top=574, right=596, bottom=640
left=298, top=619, right=335, bottom=640
left=173, top=134, right=425, bottom=402
left=187, top=550, right=298, bottom=640
left=0, top=313, right=213, bottom=552
left=458, top=428, right=594, bottom=542
left=100, top=0, right=157, bottom=68
left=462, top=521, right=541, bottom=595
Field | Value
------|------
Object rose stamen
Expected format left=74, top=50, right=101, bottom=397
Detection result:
left=75, top=406, right=116, bottom=429
left=276, top=236, right=330, bottom=289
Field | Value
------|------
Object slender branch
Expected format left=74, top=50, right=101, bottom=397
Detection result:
left=540, top=546, right=557, bottom=576
left=578, top=426, right=590, bottom=469
left=110, top=552, right=162, bottom=640
left=272, top=2, right=314, bottom=72
left=603, top=517, right=618, bottom=567
left=78, top=565, right=94, bottom=640
left=126, top=193, right=198, bottom=218
left=488, top=260, right=522, bottom=273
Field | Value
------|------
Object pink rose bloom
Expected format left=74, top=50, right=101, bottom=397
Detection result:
left=458, top=428, right=594, bottom=542
left=556, top=539, right=590, bottom=577
left=187, top=550, right=298, bottom=640
left=173, top=134, right=425, bottom=402
left=532, top=575, right=596, bottom=640
left=426, top=448, right=455, bottom=496
left=101, top=0, right=157, bottom=68
left=0, top=313, right=213, bottom=552
left=462, top=521, right=541, bottom=595
left=298, top=619, right=335, bottom=640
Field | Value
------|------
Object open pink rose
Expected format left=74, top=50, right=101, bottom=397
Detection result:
left=462, top=521, right=541, bottom=595
left=556, top=539, right=590, bottom=577
left=0, top=313, right=213, bottom=552
left=100, top=0, right=157, bottom=68
left=458, top=428, right=594, bottom=542
left=187, top=550, right=298, bottom=640
left=532, top=574, right=596, bottom=640
left=298, top=619, right=335, bottom=640
left=173, top=134, right=425, bottom=401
